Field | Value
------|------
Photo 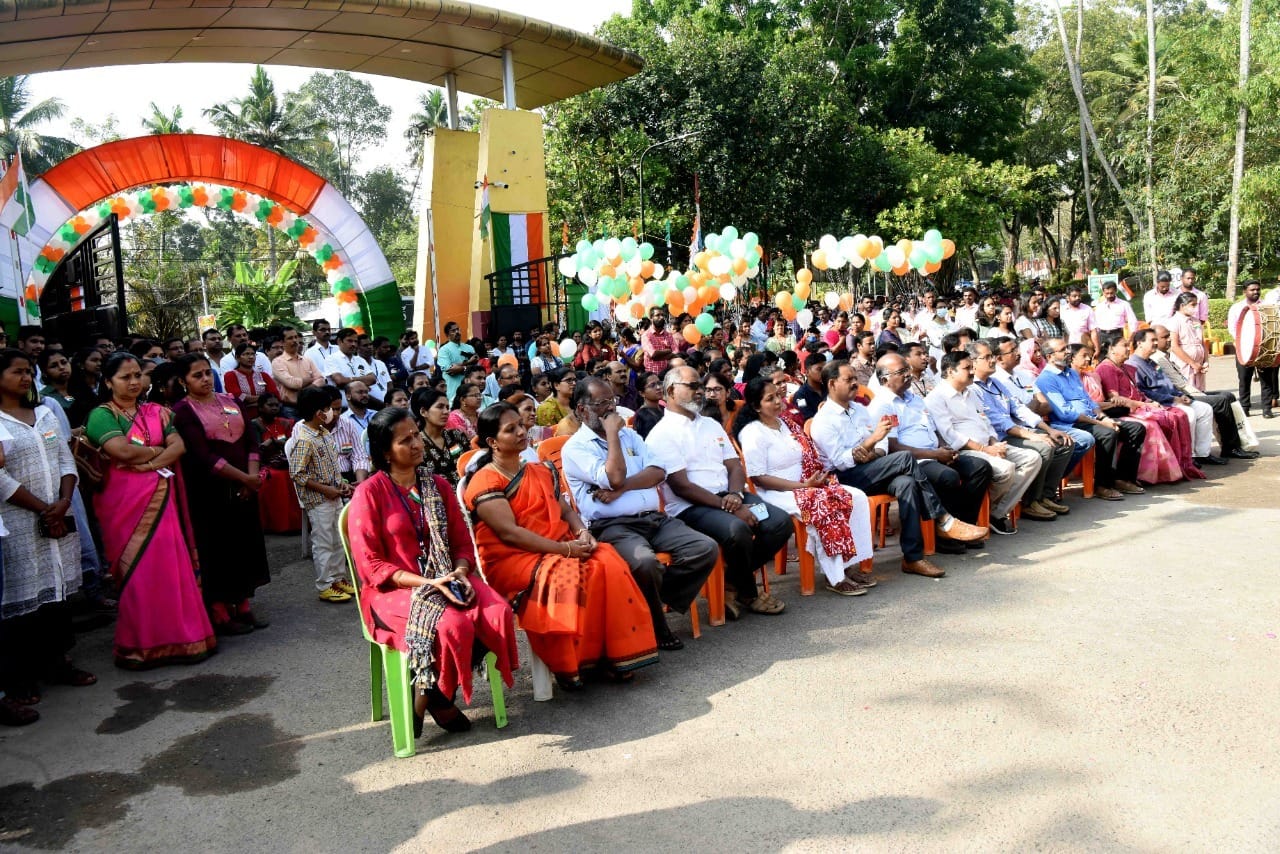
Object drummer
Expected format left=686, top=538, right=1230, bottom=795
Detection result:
left=1228, top=280, right=1278, bottom=418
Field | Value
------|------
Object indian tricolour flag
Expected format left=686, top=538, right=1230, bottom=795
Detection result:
left=0, top=154, right=36, bottom=236
left=490, top=212, right=546, bottom=304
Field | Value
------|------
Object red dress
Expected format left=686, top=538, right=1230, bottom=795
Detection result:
left=254, top=416, right=303, bottom=533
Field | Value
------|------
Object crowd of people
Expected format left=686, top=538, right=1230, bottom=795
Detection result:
left=0, top=266, right=1272, bottom=737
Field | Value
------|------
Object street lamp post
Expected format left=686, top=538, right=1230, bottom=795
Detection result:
left=638, top=130, right=703, bottom=243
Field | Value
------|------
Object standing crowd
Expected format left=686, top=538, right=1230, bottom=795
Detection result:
left=1, top=267, right=1270, bottom=738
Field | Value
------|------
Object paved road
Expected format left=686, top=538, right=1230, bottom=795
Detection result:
left=2, top=357, right=1278, bottom=852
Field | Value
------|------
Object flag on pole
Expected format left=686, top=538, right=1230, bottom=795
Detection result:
left=690, top=173, right=702, bottom=254
left=491, top=212, right=546, bottom=302
left=0, top=153, right=37, bottom=236
left=477, top=174, right=492, bottom=240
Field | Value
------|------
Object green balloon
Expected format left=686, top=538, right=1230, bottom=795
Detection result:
left=743, top=232, right=759, bottom=253
left=908, top=248, right=927, bottom=269
left=639, top=242, right=654, bottom=261
left=673, top=274, right=690, bottom=290
left=695, top=313, right=715, bottom=335
left=926, top=245, right=943, bottom=264
left=652, top=288, right=667, bottom=307
left=792, top=294, right=806, bottom=310
left=424, top=340, right=436, bottom=351
left=873, top=252, right=892, bottom=272
left=722, top=226, right=738, bottom=243
left=581, top=293, right=599, bottom=311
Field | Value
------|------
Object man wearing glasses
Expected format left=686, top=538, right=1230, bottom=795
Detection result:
left=867, top=352, right=994, bottom=549
left=967, top=340, right=1075, bottom=521
left=1034, top=338, right=1144, bottom=501
left=812, top=360, right=986, bottom=577
left=563, top=378, right=718, bottom=650
left=645, top=367, right=791, bottom=619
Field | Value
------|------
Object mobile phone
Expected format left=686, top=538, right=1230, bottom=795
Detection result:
left=749, top=502, right=770, bottom=521
left=447, top=579, right=469, bottom=602
left=886, top=414, right=900, bottom=427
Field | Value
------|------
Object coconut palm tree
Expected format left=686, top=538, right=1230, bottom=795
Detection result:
left=142, top=103, right=188, bottom=135
left=204, top=66, right=323, bottom=160
left=404, top=89, right=452, bottom=171
left=0, top=75, right=78, bottom=174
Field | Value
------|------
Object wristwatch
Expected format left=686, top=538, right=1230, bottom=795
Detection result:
left=730, top=491, right=745, bottom=500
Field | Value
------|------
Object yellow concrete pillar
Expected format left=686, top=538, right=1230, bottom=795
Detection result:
left=413, top=129, right=480, bottom=342
left=469, top=108, right=550, bottom=338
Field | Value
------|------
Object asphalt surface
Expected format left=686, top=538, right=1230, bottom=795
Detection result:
left=1, top=357, right=1278, bottom=852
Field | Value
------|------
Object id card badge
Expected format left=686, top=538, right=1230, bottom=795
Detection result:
left=156, top=467, right=175, bottom=479
left=417, top=555, right=430, bottom=576
left=749, top=502, right=770, bottom=521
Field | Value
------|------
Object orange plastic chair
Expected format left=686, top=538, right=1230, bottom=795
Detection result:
left=536, top=434, right=571, bottom=467
left=1060, top=445, right=1096, bottom=499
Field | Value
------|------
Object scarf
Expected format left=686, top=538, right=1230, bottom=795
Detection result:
left=789, top=427, right=857, bottom=560
left=401, top=472, right=459, bottom=692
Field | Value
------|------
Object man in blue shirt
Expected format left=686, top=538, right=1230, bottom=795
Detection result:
left=969, top=339, right=1075, bottom=519
left=1034, top=338, right=1145, bottom=501
left=436, top=321, right=477, bottom=403
left=562, top=378, right=717, bottom=650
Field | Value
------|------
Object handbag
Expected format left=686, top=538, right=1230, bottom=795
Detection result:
left=71, top=435, right=109, bottom=490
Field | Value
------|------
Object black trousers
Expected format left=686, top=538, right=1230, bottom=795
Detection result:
left=835, top=450, right=946, bottom=562
left=0, top=602, right=75, bottom=695
left=1236, top=362, right=1278, bottom=413
left=917, top=457, right=992, bottom=525
left=590, top=511, right=718, bottom=637
left=1082, top=421, right=1145, bottom=486
left=678, top=493, right=791, bottom=602
left=1194, top=390, right=1243, bottom=451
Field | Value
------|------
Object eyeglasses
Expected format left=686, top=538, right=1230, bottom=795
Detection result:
left=704, top=386, right=725, bottom=394
left=882, top=368, right=909, bottom=378
left=672, top=381, right=703, bottom=391
left=582, top=399, right=615, bottom=410
left=978, top=354, right=997, bottom=362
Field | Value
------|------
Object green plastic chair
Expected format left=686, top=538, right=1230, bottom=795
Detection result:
left=338, top=505, right=507, bottom=759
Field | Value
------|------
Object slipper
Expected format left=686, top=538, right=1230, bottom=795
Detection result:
left=658, top=634, right=685, bottom=651
left=722, top=598, right=742, bottom=621
left=46, top=665, right=97, bottom=688
left=554, top=673, right=586, bottom=692
left=745, top=594, right=786, bottom=615
left=602, top=669, right=636, bottom=685
left=8, top=684, right=40, bottom=705
left=0, top=697, right=39, bottom=727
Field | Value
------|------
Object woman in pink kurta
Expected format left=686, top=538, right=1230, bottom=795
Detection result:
left=347, top=408, right=516, bottom=734
left=1165, top=292, right=1208, bottom=391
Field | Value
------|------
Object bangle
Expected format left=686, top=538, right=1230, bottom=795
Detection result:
left=563, top=542, right=571, bottom=557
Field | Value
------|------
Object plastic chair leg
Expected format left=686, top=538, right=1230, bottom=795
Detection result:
left=368, top=640, right=384, bottom=722
left=977, top=492, right=990, bottom=529
left=485, top=652, right=507, bottom=729
left=383, top=648, right=417, bottom=759
left=529, top=647, right=554, bottom=702
left=706, top=556, right=727, bottom=627
left=793, top=520, right=815, bottom=596
left=1081, top=447, right=1096, bottom=498
left=774, top=547, right=787, bottom=576
left=687, top=596, right=701, bottom=639
left=921, top=520, right=936, bottom=556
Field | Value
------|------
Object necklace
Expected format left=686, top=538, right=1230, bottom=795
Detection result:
left=192, top=395, right=231, bottom=430
left=489, top=458, right=521, bottom=480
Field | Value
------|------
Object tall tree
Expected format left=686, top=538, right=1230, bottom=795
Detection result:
left=204, top=66, right=322, bottom=160
left=0, top=75, right=78, bottom=174
left=293, top=72, right=391, bottom=196
left=142, top=103, right=188, bottom=135
left=1145, top=0, right=1159, bottom=280
left=1226, top=0, right=1252, bottom=301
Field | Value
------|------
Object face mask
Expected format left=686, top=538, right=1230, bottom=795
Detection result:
left=319, top=409, right=335, bottom=426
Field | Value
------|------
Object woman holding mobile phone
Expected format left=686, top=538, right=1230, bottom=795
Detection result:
left=347, top=407, right=517, bottom=736
left=732, top=378, right=876, bottom=597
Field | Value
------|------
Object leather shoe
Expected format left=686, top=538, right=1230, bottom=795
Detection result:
left=938, top=518, right=987, bottom=542
left=1228, top=447, right=1259, bottom=459
left=902, top=559, right=945, bottom=578
left=1040, top=497, right=1070, bottom=514
left=1021, top=501, right=1057, bottom=521
left=934, top=538, right=967, bottom=555
left=1114, top=480, right=1145, bottom=494
left=1264, top=410, right=1275, bottom=419
left=1195, top=455, right=1228, bottom=466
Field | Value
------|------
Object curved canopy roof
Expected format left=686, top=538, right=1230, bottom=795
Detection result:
left=0, top=0, right=643, bottom=109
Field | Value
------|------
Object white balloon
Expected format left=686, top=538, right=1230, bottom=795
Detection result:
left=709, top=255, right=733, bottom=276
left=558, top=339, right=578, bottom=360
left=683, top=286, right=698, bottom=304
left=625, top=258, right=643, bottom=277
left=824, top=292, right=840, bottom=309
left=827, top=252, right=846, bottom=269
left=652, top=263, right=665, bottom=280
left=731, top=273, right=748, bottom=287
left=729, top=238, right=746, bottom=259
left=886, top=246, right=906, bottom=268
left=558, top=256, right=577, bottom=278
left=614, top=302, right=631, bottom=324
left=746, top=263, right=761, bottom=278
left=819, top=234, right=838, bottom=253
left=796, top=309, right=814, bottom=329
left=720, top=283, right=738, bottom=301
left=604, top=237, right=622, bottom=260
left=850, top=253, right=867, bottom=269
left=579, top=268, right=598, bottom=287
left=838, top=236, right=857, bottom=259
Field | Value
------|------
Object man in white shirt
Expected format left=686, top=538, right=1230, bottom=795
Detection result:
left=811, top=360, right=985, bottom=577
left=1143, top=271, right=1178, bottom=325
left=925, top=352, right=1042, bottom=535
left=1059, top=286, right=1096, bottom=348
left=219, top=324, right=273, bottom=376
left=867, top=353, right=994, bottom=549
left=356, top=333, right=390, bottom=403
left=1093, top=282, right=1137, bottom=342
left=953, top=287, right=980, bottom=332
left=305, top=319, right=339, bottom=377
left=400, top=330, right=435, bottom=374
left=645, top=366, right=790, bottom=618
left=323, top=327, right=377, bottom=407
left=1227, top=279, right=1277, bottom=417
left=563, top=378, right=717, bottom=648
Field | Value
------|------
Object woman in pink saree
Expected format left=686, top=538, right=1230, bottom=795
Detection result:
left=85, top=353, right=215, bottom=669
left=1093, top=338, right=1203, bottom=484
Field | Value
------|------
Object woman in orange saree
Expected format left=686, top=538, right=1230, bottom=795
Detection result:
left=464, top=403, right=657, bottom=690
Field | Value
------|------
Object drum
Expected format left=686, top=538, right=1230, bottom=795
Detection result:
left=1235, top=303, right=1280, bottom=367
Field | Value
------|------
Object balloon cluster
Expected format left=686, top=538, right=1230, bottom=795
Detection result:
left=558, top=227, right=761, bottom=345
left=26, top=183, right=364, bottom=330
left=810, top=229, right=955, bottom=276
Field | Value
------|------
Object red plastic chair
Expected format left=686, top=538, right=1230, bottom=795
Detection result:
left=1060, top=445, right=1096, bottom=499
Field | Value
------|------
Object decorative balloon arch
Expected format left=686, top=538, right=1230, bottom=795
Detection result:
left=14, top=134, right=401, bottom=334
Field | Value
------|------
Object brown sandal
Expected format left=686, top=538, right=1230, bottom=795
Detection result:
left=745, top=593, right=786, bottom=615
left=0, top=696, right=39, bottom=726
